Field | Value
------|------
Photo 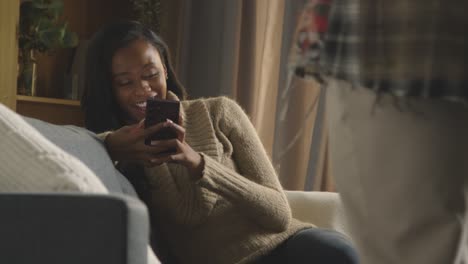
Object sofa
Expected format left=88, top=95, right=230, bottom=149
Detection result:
left=0, top=106, right=349, bottom=264
left=0, top=192, right=347, bottom=264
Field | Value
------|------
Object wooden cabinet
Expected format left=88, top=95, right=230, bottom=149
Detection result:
left=0, top=0, right=184, bottom=127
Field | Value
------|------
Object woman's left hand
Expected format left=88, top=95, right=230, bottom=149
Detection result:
left=150, top=119, right=204, bottom=180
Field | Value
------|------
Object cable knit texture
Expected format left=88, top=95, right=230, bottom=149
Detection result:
left=144, top=97, right=314, bottom=264
left=0, top=104, right=107, bottom=193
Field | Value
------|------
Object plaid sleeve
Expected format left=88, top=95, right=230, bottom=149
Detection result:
left=321, top=0, right=468, bottom=102
left=320, top=0, right=361, bottom=82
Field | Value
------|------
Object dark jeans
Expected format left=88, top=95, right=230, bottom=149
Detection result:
left=255, top=228, right=359, bottom=264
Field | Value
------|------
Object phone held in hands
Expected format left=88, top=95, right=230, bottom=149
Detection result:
left=144, top=98, right=180, bottom=146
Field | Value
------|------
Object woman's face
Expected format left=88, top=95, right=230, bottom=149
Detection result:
left=111, top=38, right=167, bottom=125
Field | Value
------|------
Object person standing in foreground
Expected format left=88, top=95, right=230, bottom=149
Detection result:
left=322, top=0, right=468, bottom=263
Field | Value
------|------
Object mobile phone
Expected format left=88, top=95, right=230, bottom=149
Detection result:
left=144, top=98, right=180, bottom=146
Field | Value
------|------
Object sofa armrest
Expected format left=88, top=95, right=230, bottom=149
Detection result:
left=0, top=193, right=149, bottom=264
left=285, top=191, right=349, bottom=236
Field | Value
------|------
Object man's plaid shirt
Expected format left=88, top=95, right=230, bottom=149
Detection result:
left=320, top=0, right=468, bottom=102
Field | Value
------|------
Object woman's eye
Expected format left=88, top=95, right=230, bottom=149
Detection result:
left=143, top=72, right=159, bottom=79
left=117, top=80, right=132, bottom=86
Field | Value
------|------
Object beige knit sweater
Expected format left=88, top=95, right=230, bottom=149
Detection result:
left=144, top=96, right=314, bottom=264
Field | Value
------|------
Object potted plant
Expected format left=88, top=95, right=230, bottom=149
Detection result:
left=129, top=0, right=162, bottom=33
left=18, top=0, right=78, bottom=96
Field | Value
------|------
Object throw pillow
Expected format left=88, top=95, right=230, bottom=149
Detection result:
left=0, top=104, right=107, bottom=193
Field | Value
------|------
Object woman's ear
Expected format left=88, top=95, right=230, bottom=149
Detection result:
left=163, top=65, right=168, bottom=80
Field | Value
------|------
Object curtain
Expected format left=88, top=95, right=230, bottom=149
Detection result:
left=234, top=0, right=285, bottom=156
left=175, top=0, right=283, bottom=155
left=175, top=0, right=333, bottom=191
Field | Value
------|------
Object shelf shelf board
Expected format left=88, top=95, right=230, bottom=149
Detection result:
left=16, top=95, right=81, bottom=107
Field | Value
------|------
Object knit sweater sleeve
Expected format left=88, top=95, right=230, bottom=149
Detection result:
left=145, top=164, right=219, bottom=228
left=98, top=128, right=217, bottom=227
left=198, top=97, right=292, bottom=232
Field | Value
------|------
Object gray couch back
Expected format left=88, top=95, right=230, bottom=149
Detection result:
left=24, top=117, right=138, bottom=197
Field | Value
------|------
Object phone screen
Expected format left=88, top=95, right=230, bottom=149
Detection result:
left=144, top=98, right=180, bottom=146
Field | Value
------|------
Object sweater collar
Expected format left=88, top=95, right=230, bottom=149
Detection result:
left=166, top=91, right=186, bottom=128
left=166, top=91, right=219, bottom=161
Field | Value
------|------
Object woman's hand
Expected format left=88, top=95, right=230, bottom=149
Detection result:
left=105, top=117, right=204, bottom=179
left=150, top=119, right=204, bottom=180
left=104, top=120, right=170, bottom=167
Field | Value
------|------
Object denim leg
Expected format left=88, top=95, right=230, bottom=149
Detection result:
left=256, top=228, right=359, bottom=264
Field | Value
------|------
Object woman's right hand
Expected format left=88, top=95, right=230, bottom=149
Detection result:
left=104, top=119, right=168, bottom=167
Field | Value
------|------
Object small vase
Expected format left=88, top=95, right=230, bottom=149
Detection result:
left=18, top=50, right=37, bottom=96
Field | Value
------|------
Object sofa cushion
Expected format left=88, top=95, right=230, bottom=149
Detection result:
left=285, top=191, right=351, bottom=238
left=0, top=104, right=107, bottom=193
left=23, top=117, right=137, bottom=197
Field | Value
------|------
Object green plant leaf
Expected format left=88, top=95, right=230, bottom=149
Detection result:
left=50, top=1, right=64, bottom=20
left=62, top=30, right=78, bottom=48
left=58, top=23, right=67, bottom=40
left=32, top=0, right=63, bottom=11
left=39, top=27, right=60, bottom=48
left=19, top=0, right=79, bottom=54
left=37, top=16, right=57, bottom=30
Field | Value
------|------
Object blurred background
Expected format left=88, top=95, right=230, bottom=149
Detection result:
left=0, top=0, right=332, bottom=191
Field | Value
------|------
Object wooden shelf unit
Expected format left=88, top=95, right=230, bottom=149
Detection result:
left=16, top=95, right=85, bottom=126
left=17, top=95, right=80, bottom=106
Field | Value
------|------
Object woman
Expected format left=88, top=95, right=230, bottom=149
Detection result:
left=82, top=21, right=358, bottom=264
